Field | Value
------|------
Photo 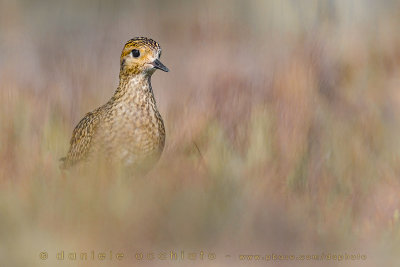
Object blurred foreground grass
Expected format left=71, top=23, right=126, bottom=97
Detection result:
left=1, top=0, right=400, bottom=266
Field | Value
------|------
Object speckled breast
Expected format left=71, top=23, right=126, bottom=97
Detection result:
left=96, top=100, right=165, bottom=170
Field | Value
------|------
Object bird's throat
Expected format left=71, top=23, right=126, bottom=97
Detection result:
left=113, top=73, right=154, bottom=102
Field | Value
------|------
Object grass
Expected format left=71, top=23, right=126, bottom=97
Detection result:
left=1, top=1, right=400, bottom=266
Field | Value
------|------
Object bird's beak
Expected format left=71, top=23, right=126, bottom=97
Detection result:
left=152, top=59, right=169, bottom=72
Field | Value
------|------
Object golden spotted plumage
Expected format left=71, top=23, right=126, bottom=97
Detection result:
left=61, top=37, right=168, bottom=172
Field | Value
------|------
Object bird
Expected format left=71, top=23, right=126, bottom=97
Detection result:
left=60, top=37, right=169, bottom=173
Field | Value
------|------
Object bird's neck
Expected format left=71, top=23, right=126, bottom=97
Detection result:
left=113, top=73, right=154, bottom=102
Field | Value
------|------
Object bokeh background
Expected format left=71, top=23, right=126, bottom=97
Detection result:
left=1, top=0, right=400, bottom=266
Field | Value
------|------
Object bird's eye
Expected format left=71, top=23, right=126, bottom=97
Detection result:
left=131, top=49, right=140, bottom=58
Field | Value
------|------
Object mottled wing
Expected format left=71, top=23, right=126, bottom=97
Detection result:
left=60, top=109, right=102, bottom=169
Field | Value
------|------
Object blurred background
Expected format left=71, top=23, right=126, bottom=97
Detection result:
left=1, top=0, right=400, bottom=266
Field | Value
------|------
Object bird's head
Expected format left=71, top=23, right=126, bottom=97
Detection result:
left=120, top=37, right=169, bottom=76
